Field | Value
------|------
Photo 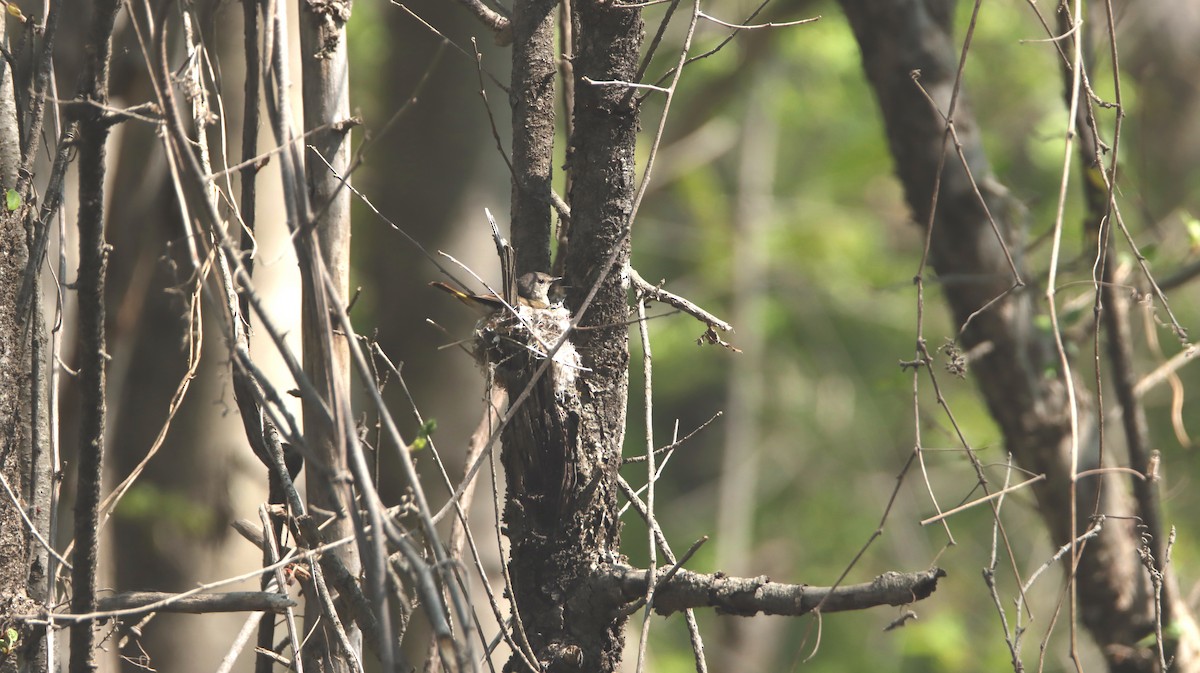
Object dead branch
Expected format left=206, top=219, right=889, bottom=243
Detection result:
left=629, top=267, right=733, bottom=333
left=96, top=592, right=297, bottom=616
left=598, top=565, right=946, bottom=617
left=454, top=0, right=513, bottom=44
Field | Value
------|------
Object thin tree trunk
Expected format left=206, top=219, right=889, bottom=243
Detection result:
left=299, top=0, right=362, bottom=667
left=69, top=2, right=121, bottom=671
left=510, top=0, right=557, bottom=276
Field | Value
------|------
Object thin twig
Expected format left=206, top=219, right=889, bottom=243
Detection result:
left=633, top=297, right=657, bottom=673
left=37, top=535, right=354, bottom=624
left=374, top=349, right=528, bottom=672
left=581, top=76, right=670, bottom=94
left=919, top=475, right=1045, bottom=526
left=390, top=1, right=509, bottom=93
left=0, top=468, right=71, bottom=570
left=321, top=269, right=475, bottom=667
left=634, top=0, right=682, bottom=83
left=1134, top=346, right=1196, bottom=398
left=260, top=506, right=305, bottom=673
left=627, top=0, right=701, bottom=229
left=616, top=476, right=708, bottom=671
left=698, top=11, right=819, bottom=30
left=622, top=411, right=721, bottom=464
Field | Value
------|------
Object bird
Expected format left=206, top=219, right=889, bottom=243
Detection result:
left=430, top=271, right=559, bottom=313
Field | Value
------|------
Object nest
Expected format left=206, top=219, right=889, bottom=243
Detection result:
left=475, top=303, right=583, bottom=396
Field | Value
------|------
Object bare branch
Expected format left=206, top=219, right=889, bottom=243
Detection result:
left=70, top=2, right=122, bottom=672
left=622, top=411, right=721, bottom=464
left=95, top=592, right=297, bottom=616
left=920, top=475, right=1046, bottom=526
left=630, top=267, right=733, bottom=332
left=454, top=0, right=513, bottom=44
left=599, top=566, right=947, bottom=617
left=1134, top=346, right=1197, bottom=398
left=698, top=11, right=819, bottom=30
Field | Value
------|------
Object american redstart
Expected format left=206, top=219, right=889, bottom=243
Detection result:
left=430, top=271, right=559, bottom=313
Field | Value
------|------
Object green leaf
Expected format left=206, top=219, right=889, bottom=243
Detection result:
left=5, top=190, right=20, bottom=212
left=408, top=418, right=437, bottom=452
left=1186, top=215, right=1200, bottom=248
left=1138, top=242, right=1159, bottom=264
left=419, top=418, right=437, bottom=439
left=0, top=628, right=17, bottom=655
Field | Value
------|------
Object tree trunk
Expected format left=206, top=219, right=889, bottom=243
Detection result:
left=839, top=0, right=1200, bottom=669
left=498, top=1, right=642, bottom=671
left=0, top=13, right=52, bottom=672
left=299, top=0, right=362, bottom=667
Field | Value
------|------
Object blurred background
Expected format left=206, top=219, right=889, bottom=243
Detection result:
left=41, top=0, right=1200, bottom=669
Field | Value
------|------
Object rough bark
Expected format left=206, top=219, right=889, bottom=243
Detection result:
left=839, top=0, right=1196, bottom=670
left=497, top=1, right=642, bottom=672
left=598, top=565, right=945, bottom=617
left=0, top=12, right=51, bottom=673
left=70, top=2, right=122, bottom=671
left=0, top=215, right=41, bottom=673
left=510, top=0, right=558, bottom=276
